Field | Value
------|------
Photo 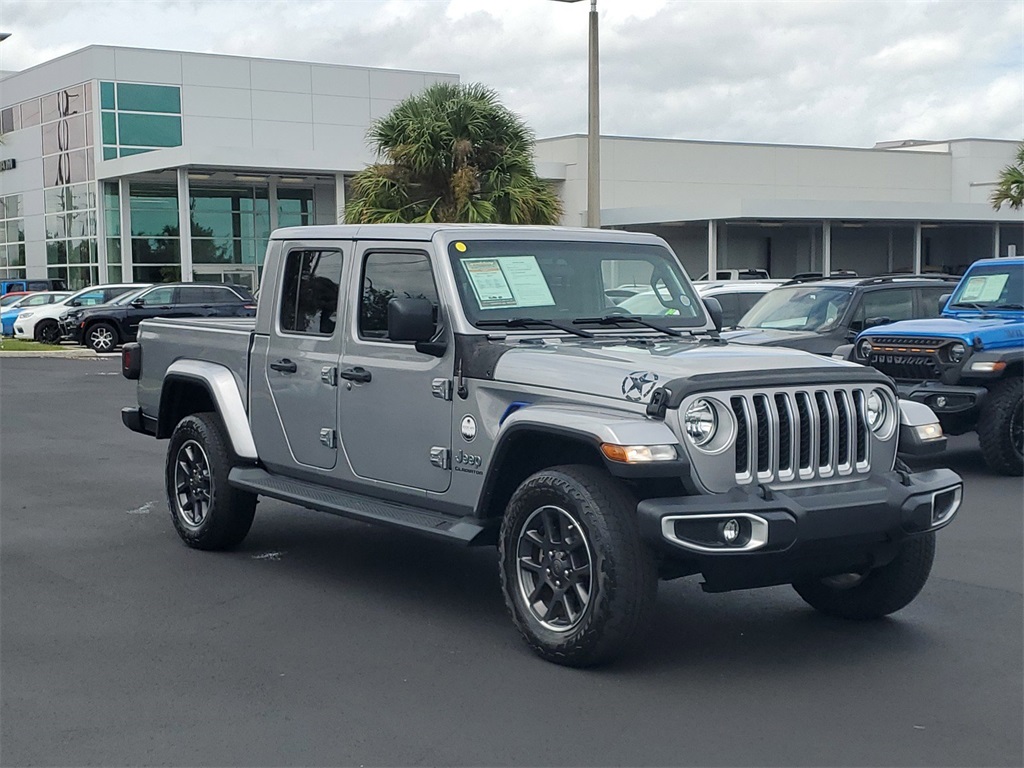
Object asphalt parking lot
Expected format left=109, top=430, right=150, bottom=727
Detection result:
left=2, top=356, right=1022, bottom=767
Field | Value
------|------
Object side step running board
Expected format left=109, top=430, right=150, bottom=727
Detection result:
left=229, top=466, right=491, bottom=545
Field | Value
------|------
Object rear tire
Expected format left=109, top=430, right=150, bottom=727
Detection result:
left=165, top=412, right=257, bottom=550
left=792, top=532, right=936, bottom=619
left=498, top=465, right=657, bottom=667
left=86, top=322, right=119, bottom=353
left=34, top=319, right=60, bottom=344
left=977, top=377, right=1023, bottom=476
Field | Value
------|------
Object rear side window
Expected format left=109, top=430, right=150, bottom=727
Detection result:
left=279, top=250, right=343, bottom=336
left=359, top=251, right=438, bottom=340
left=179, top=286, right=235, bottom=304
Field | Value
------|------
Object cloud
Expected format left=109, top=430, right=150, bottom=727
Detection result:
left=1, top=0, right=1021, bottom=147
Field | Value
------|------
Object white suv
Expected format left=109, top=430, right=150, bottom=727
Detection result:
left=14, top=283, right=150, bottom=343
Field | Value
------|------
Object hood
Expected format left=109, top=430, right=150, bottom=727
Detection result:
left=490, top=336, right=862, bottom=405
left=860, top=315, right=1024, bottom=349
left=720, top=327, right=824, bottom=346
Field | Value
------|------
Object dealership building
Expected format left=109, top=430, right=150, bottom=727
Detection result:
left=0, top=45, right=1021, bottom=290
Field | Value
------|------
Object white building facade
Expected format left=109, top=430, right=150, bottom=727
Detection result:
left=0, top=46, right=459, bottom=290
left=536, top=135, right=1023, bottom=279
left=0, top=45, right=1020, bottom=290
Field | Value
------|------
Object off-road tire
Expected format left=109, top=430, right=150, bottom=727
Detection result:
left=34, top=319, right=60, bottom=344
left=977, top=376, right=1023, bottom=476
left=165, top=412, right=257, bottom=550
left=792, top=532, right=936, bottom=619
left=86, top=322, right=119, bottom=353
left=498, top=465, right=657, bottom=667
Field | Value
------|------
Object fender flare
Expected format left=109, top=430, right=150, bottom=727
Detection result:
left=159, top=359, right=258, bottom=460
left=475, top=405, right=686, bottom=517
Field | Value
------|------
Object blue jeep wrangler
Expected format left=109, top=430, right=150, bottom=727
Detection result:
left=849, top=257, right=1023, bottom=475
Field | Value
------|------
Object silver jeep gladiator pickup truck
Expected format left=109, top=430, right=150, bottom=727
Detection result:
left=122, top=224, right=963, bottom=666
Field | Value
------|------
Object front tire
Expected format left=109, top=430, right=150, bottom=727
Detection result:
left=34, top=319, right=60, bottom=344
left=977, top=377, right=1023, bottom=476
left=498, top=465, right=656, bottom=667
left=792, top=532, right=936, bottom=619
left=86, top=322, right=119, bottom=353
left=165, top=412, right=257, bottom=550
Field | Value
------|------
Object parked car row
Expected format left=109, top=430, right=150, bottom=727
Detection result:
left=2, top=281, right=257, bottom=350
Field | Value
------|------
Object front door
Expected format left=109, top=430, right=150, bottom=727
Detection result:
left=252, top=244, right=345, bottom=472
left=338, top=245, right=454, bottom=493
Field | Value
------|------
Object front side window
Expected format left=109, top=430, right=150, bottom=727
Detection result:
left=851, top=288, right=914, bottom=331
left=447, top=240, right=704, bottom=329
left=740, top=286, right=853, bottom=331
left=359, top=251, right=439, bottom=340
left=279, top=250, right=343, bottom=336
left=139, top=286, right=175, bottom=306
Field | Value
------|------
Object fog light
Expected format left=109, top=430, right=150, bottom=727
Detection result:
left=722, top=519, right=740, bottom=544
left=934, top=395, right=947, bottom=409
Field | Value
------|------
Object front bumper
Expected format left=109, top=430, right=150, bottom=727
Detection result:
left=58, top=318, right=82, bottom=342
left=637, top=468, right=962, bottom=591
left=896, top=380, right=987, bottom=415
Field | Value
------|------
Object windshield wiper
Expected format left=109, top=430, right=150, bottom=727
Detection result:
left=476, top=317, right=594, bottom=338
left=951, top=301, right=990, bottom=311
left=572, top=313, right=684, bottom=337
left=993, top=303, right=1024, bottom=310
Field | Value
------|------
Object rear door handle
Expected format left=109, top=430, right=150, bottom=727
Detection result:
left=270, top=359, right=298, bottom=373
left=339, top=366, right=372, bottom=383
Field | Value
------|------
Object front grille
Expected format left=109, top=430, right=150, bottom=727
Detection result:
left=869, top=353, right=941, bottom=381
left=730, top=386, right=869, bottom=484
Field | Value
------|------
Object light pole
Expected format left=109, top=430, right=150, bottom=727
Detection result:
left=552, top=0, right=600, bottom=228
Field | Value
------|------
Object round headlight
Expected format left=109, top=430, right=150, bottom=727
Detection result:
left=948, top=342, right=966, bottom=363
left=866, top=389, right=887, bottom=432
left=857, top=339, right=874, bottom=359
left=684, top=399, right=717, bottom=447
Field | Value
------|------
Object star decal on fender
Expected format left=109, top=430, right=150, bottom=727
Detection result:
left=621, top=370, right=659, bottom=402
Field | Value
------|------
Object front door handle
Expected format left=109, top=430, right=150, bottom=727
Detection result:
left=270, top=359, right=298, bottom=373
left=339, top=366, right=372, bottom=383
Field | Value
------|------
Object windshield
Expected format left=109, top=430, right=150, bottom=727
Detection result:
left=949, top=263, right=1024, bottom=309
left=447, top=239, right=706, bottom=329
left=739, top=285, right=854, bottom=331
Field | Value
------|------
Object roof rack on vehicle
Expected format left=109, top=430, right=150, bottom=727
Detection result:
left=855, top=274, right=961, bottom=285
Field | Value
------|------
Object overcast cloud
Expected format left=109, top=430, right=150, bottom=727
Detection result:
left=1, top=0, right=1021, bottom=147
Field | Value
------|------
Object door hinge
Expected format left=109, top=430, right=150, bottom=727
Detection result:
left=319, top=428, right=337, bottom=449
left=431, top=378, right=452, bottom=401
left=321, top=365, right=338, bottom=386
left=429, top=446, right=450, bottom=470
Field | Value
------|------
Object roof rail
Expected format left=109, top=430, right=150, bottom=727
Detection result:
left=782, top=273, right=960, bottom=286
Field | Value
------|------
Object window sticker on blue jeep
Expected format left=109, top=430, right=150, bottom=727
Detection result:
left=462, top=255, right=555, bottom=310
left=959, top=274, right=1008, bottom=303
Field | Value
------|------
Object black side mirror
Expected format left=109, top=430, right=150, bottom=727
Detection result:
left=388, top=297, right=446, bottom=356
left=702, top=296, right=723, bottom=332
left=130, top=298, right=145, bottom=308
left=939, top=293, right=952, bottom=312
left=864, top=315, right=891, bottom=329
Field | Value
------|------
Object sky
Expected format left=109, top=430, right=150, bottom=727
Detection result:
left=1, top=0, right=1022, bottom=149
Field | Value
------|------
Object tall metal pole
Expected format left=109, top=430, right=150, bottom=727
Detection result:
left=587, top=0, right=600, bottom=228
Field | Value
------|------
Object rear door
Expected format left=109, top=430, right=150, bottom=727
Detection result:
left=253, top=244, right=346, bottom=472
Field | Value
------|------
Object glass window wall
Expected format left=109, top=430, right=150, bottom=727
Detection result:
left=190, top=186, right=272, bottom=267
left=129, top=183, right=180, bottom=282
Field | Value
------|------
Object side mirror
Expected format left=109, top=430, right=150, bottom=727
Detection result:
left=130, top=298, right=145, bottom=308
left=388, top=296, right=439, bottom=344
left=864, top=315, right=891, bottom=329
left=702, top=296, right=723, bottom=332
left=939, top=293, right=952, bottom=312
left=69, top=299, right=81, bottom=307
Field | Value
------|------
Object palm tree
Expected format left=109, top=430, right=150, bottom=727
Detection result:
left=990, top=143, right=1024, bottom=211
left=345, top=82, right=562, bottom=225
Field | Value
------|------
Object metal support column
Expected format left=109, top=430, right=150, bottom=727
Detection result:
left=822, top=220, right=832, bottom=276
left=177, top=169, right=192, bottom=282
left=586, top=0, right=600, bottom=228
left=993, top=223, right=1000, bottom=259
left=707, top=220, right=718, bottom=279
left=914, top=222, right=923, bottom=273
left=119, top=178, right=132, bottom=281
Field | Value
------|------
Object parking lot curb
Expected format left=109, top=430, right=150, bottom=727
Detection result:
left=0, top=348, right=111, bottom=359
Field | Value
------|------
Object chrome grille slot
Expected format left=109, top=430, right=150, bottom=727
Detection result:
left=724, top=386, right=872, bottom=486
